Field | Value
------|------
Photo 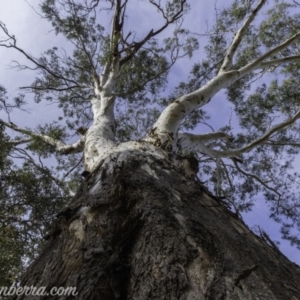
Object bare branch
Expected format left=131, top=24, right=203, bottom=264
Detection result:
left=147, top=70, right=239, bottom=145
left=114, top=49, right=177, bottom=97
left=101, top=0, right=124, bottom=86
left=75, top=32, right=97, bottom=73
left=220, top=160, right=234, bottom=191
left=119, top=0, right=186, bottom=67
left=219, top=0, right=266, bottom=73
left=119, top=29, right=154, bottom=67
left=265, top=141, right=300, bottom=147
left=103, top=56, right=119, bottom=94
left=216, top=157, right=221, bottom=197
left=19, top=85, right=88, bottom=92
left=231, top=109, right=300, bottom=154
left=231, top=158, right=281, bottom=200
left=0, top=22, right=79, bottom=86
left=13, top=147, right=64, bottom=188
left=63, top=156, right=83, bottom=178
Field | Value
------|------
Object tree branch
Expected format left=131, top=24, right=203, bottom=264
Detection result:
left=265, top=141, right=300, bottom=147
left=178, top=131, right=233, bottom=148
left=231, top=158, right=281, bottom=199
left=119, top=0, right=186, bottom=67
left=101, top=0, right=124, bottom=87
left=177, top=108, right=300, bottom=158
left=219, top=0, right=266, bottom=73
left=148, top=28, right=300, bottom=145
left=8, top=138, right=32, bottom=146
left=239, top=30, right=300, bottom=76
left=0, top=22, right=79, bottom=86
left=146, top=70, right=239, bottom=145
left=103, top=56, right=119, bottom=94
left=19, top=85, right=88, bottom=92
left=258, top=55, right=300, bottom=69
left=13, top=147, right=65, bottom=188
left=0, top=119, right=84, bottom=154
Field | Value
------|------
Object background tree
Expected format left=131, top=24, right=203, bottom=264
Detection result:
left=0, top=87, right=71, bottom=286
left=1, top=0, right=300, bottom=298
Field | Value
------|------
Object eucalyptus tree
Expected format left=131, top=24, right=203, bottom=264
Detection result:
left=0, top=85, right=73, bottom=289
left=1, top=0, right=300, bottom=298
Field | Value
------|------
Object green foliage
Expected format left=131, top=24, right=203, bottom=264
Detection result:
left=26, top=122, right=67, bottom=156
left=0, top=0, right=197, bottom=284
left=2, top=0, right=300, bottom=283
left=0, top=85, right=26, bottom=115
left=0, top=125, right=71, bottom=284
left=164, top=0, right=300, bottom=249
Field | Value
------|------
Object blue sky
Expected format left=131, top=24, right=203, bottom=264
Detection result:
left=0, top=0, right=299, bottom=265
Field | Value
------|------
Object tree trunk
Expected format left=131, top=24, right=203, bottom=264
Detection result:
left=14, top=142, right=300, bottom=300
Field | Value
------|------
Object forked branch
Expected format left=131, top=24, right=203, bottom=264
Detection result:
left=150, top=28, right=300, bottom=142
left=119, top=0, right=187, bottom=67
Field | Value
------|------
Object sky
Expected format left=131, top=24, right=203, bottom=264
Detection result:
left=0, top=0, right=300, bottom=265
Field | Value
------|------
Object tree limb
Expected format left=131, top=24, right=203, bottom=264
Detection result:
left=0, top=22, right=79, bottom=86
left=149, top=29, right=300, bottom=144
left=0, top=119, right=84, bottom=154
left=13, top=147, right=65, bottom=188
left=265, top=141, right=300, bottom=147
left=100, top=0, right=124, bottom=87
left=231, top=158, right=281, bottom=200
left=258, top=55, right=300, bottom=69
left=119, top=0, right=186, bottom=67
left=239, top=30, right=300, bottom=76
left=147, top=70, right=239, bottom=144
left=8, top=138, right=32, bottom=146
left=178, top=108, right=300, bottom=158
left=219, top=0, right=266, bottom=73
left=178, top=131, right=233, bottom=145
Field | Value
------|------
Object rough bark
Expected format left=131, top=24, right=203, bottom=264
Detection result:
left=15, top=143, right=300, bottom=300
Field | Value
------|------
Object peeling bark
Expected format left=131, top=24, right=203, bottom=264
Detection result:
left=15, top=143, right=300, bottom=300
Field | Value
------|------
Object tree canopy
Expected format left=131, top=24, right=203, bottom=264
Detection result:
left=1, top=0, right=300, bottom=284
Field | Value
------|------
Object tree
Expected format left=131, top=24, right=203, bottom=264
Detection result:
left=1, top=0, right=300, bottom=298
left=0, top=88, right=71, bottom=287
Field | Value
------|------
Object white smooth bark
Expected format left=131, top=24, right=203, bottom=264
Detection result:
left=178, top=109, right=300, bottom=159
left=147, top=28, right=300, bottom=149
left=178, top=132, right=232, bottom=143
left=3, top=0, right=300, bottom=175
left=83, top=56, right=119, bottom=171
left=239, top=31, right=300, bottom=76
left=145, top=70, right=240, bottom=148
left=259, top=55, right=300, bottom=69
left=218, top=0, right=266, bottom=74
left=84, top=93, right=116, bottom=171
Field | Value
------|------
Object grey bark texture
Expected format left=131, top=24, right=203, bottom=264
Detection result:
left=15, top=143, right=300, bottom=300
